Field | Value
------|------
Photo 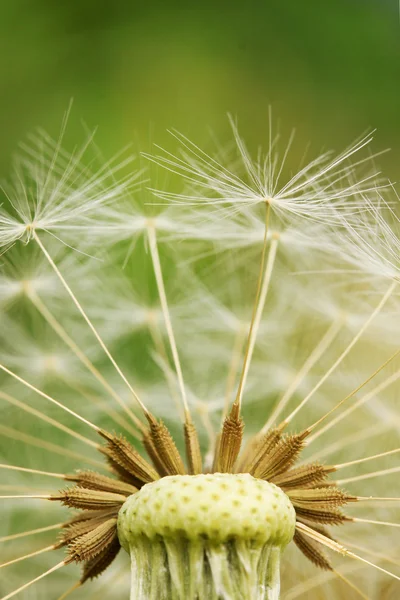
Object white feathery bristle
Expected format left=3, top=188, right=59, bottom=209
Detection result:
left=0, top=120, right=139, bottom=248
left=143, top=119, right=386, bottom=228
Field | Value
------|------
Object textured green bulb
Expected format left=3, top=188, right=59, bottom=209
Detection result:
left=118, top=473, right=295, bottom=548
left=118, top=473, right=296, bottom=600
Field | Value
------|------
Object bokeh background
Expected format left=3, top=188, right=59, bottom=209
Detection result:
left=0, top=0, right=399, bottom=176
left=1, top=2, right=400, bottom=598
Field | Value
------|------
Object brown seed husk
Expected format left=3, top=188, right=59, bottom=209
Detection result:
left=99, top=429, right=159, bottom=483
left=146, top=414, right=186, bottom=475
left=294, top=506, right=350, bottom=525
left=214, top=402, right=244, bottom=473
left=81, top=537, right=121, bottom=583
left=101, top=450, right=143, bottom=486
left=271, top=463, right=335, bottom=489
left=61, top=510, right=120, bottom=546
left=288, top=487, right=355, bottom=507
left=142, top=430, right=170, bottom=476
left=64, top=508, right=118, bottom=527
left=253, top=431, right=308, bottom=480
left=52, top=487, right=126, bottom=510
left=65, top=471, right=136, bottom=495
left=68, top=518, right=118, bottom=562
left=240, top=427, right=282, bottom=474
left=293, top=528, right=332, bottom=571
left=184, top=417, right=202, bottom=475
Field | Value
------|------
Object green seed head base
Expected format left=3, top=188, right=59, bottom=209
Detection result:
left=118, top=473, right=296, bottom=600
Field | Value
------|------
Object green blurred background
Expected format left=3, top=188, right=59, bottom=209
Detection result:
left=0, top=0, right=399, bottom=176
left=0, top=4, right=399, bottom=596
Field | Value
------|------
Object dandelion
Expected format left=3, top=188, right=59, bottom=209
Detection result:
left=0, top=117, right=400, bottom=600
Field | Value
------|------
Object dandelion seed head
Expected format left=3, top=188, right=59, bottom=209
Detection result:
left=1, top=118, right=400, bottom=599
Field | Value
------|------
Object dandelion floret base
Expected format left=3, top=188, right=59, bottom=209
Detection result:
left=118, top=473, right=296, bottom=599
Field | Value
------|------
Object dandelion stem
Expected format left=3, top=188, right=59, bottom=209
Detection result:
left=222, top=323, right=247, bottom=422
left=304, top=423, right=388, bottom=462
left=345, top=553, right=400, bottom=582
left=0, top=464, right=65, bottom=479
left=336, top=465, right=400, bottom=485
left=0, top=495, right=52, bottom=500
left=62, top=377, right=140, bottom=439
left=0, top=523, right=63, bottom=543
left=0, top=544, right=55, bottom=568
left=296, top=522, right=400, bottom=583
left=339, top=537, right=400, bottom=568
left=356, top=496, right=400, bottom=502
left=57, top=583, right=82, bottom=600
left=147, top=312, right=183, bottom=419
left=195, top=401, right=216, bottom=470
left=27, top=287, right=143, bottom=437
left=33, top=231, right=149, bottom=419
left=0, top=485, right=42, bottom=493
left=86, top=566, right=129, bottom=599
left=235, top=203, right=276, bottom=412
left=333, top=570, right=369, bottom=600
left=352, top=518, right=400, bottom=528
left=263, top=318, right=343, bottom=431
left=0, top=424, right=108, bottom=470
left=0, top=560, right=66, bottom=600
left=0, top=364, right=100, bottom=434
left=309, top=362, right=400, bottom=444
left=282, top=281, right=397, bottom=425
left=0, top=390, right=99, bottom=449
left=147, top=223, right=190, bottom=418
left=335, top=447, right=400, bottom=470
left=284, top=562, right=363, bottom=600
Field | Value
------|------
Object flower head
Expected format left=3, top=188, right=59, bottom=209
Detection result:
left=0, top=118, right=400, bottom=600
